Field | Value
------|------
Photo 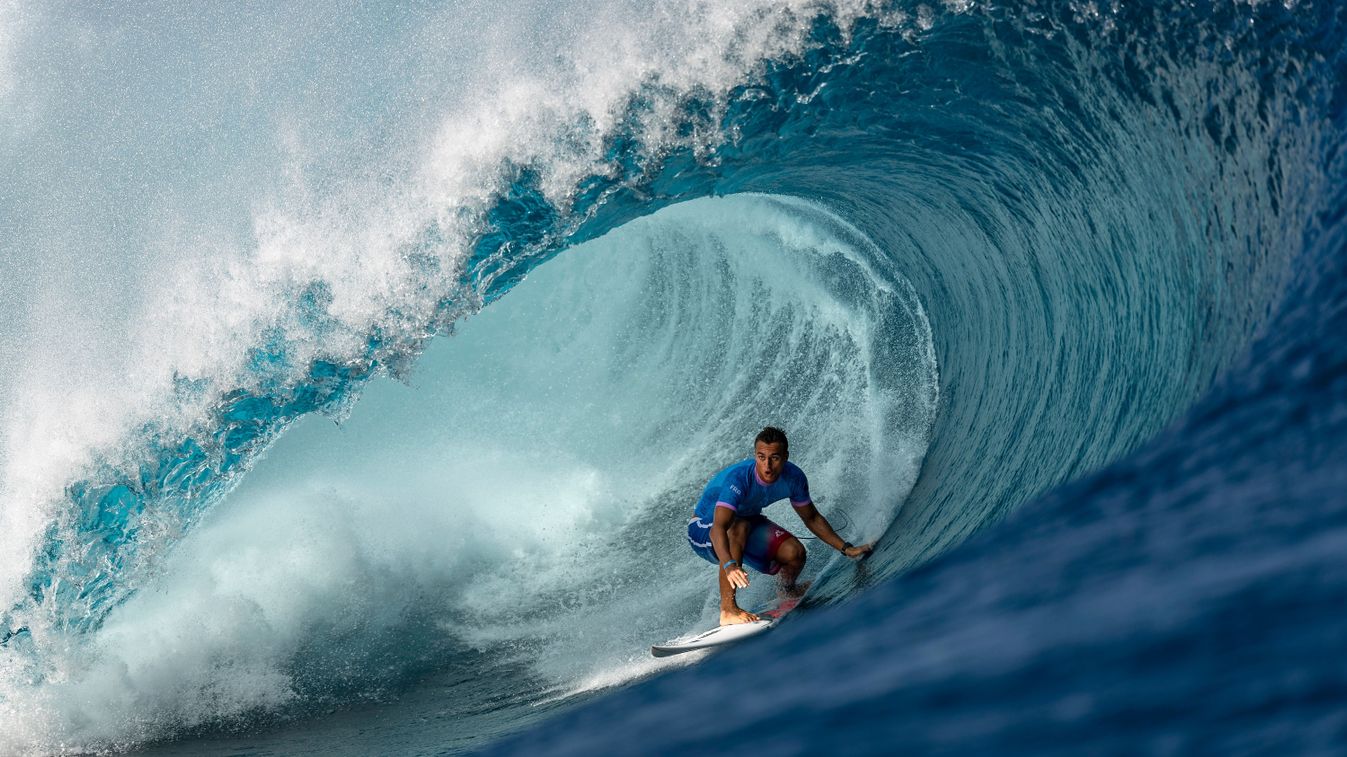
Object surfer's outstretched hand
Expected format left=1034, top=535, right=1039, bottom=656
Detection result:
left=842, top=542, right=874, bottom=559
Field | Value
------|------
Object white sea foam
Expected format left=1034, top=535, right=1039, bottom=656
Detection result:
left=0, top=2, right=14, bottom=101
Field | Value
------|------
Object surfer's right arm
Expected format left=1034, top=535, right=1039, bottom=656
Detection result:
left=711, top=505, right=750, bottom=589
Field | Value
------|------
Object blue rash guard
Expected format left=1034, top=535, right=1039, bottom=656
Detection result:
left=692, top=458, right=813, bottom=521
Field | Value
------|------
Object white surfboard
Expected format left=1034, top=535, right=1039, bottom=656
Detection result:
left=650, top=598, right=799, bottom=657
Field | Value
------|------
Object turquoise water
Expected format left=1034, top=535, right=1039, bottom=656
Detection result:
left=2, top=1, right=1343, bottom=753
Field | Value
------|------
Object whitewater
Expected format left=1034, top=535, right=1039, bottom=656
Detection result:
left=3, top=0, right=1346, bottom=754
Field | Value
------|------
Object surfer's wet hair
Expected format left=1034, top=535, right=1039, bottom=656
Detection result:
left=754, top=426, right=789, bottom=454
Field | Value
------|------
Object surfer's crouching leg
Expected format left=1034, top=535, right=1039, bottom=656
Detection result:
left=774, top=536, right=807, bottom=598
left=719, top=517, right=759, bottom=625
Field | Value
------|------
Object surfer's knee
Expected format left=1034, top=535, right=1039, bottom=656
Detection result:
left=776, top=536, right=806, bottom=567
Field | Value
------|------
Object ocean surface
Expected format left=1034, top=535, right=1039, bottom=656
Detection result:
left=1, top=1, right=1345, bottom=754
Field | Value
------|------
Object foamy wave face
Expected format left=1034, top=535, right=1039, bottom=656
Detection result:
left=1, top=193, right=937, bottom=752
left=0, top=0, right=919, bottom=640
left=0, top=2, right=16, bottom=102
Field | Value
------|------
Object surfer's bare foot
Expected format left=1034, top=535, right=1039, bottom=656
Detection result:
left=720, top=606, right=759, bottom=625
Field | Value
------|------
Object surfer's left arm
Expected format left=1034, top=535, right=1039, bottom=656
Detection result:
left=794, top=502, right=873, bottom=558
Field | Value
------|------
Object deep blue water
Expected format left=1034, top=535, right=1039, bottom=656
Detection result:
left=1, top=0, right=1345, bottom=754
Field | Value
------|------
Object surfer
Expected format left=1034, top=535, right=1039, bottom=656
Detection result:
left=687, top=427, right=872, bottom=625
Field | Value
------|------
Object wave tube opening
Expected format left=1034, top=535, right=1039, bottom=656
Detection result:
left=0, top=193, right=938, bottom=752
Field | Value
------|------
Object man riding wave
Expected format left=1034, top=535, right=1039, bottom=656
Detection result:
left=686, top=427, right=872, bottom=625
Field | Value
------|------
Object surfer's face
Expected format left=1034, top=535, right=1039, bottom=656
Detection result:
left=754, top=441, right=787, bottom=484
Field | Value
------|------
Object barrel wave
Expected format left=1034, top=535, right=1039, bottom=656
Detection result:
left=1, top=0, right=1344, bottom=754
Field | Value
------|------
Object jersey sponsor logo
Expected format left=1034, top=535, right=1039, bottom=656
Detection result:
left=730, top=484, right=742, bottom=495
